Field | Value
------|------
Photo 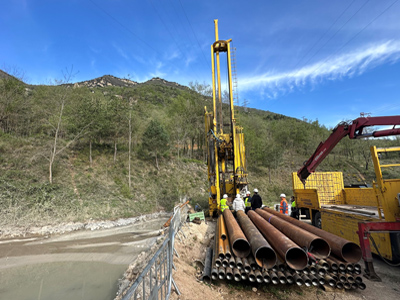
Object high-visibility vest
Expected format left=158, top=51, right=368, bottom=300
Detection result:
left=244, top=196, right=251, bottom=207
left=292, top=200, right=296, bottom=208
left=220, top=198, right=228, bottom=212
left=280, top=199, right=288, bottom=215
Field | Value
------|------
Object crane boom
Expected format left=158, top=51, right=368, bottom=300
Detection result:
left=298, top=115, right=400, bottom=183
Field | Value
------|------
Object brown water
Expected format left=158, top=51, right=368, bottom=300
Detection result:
left=0, top=217, right=169, bottom=300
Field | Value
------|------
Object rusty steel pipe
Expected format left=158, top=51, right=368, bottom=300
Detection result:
left=316, top=265, right=327, bottom=276
left=218, top=215, right=227, bottom=240
left=285, top=271, right=294, bottom=284
left=211, top=268, right=218, bottom=280
left=256, top=208, right=330, bottom=259
left=217, top=236, right=225, bottom=260
left=358, top=282, right=366, bottom=290
left=325, top=274, right=336, bottom=287
left=223, top=209, right=251, bottom=258
left=242, top=257, right=251, bottom=273
left=233, top=268, right=241, bottom=281
left=315, top=274, right=325, bottom=285
left=309, top=274, right=319, bottom=286
left=247, top=254, right=258, bottom=271
left=236, top=211, right=277, bottom=269
left=277, top=271, right=287, bottom=284
left=248, top=210, right=308, bottom=270
left=226, top=267, right=233, bottom=280
left=326, top=257, right=338, bottom=271
left=223, top=238, right=232, bottom=260
left=235, top=256, right=243, bottom=270
left=228, top=256, right=236, bottom=269
left=263, top=270, right=271, bottom=283
left=293, top=273, right=304, bottom=286
left=269, top=271, right=279, bottom=285
left=218, top=267, right=226, bottom=280
left=302, top=274, right=312, bottom=287
left=222, top=258, right=229, bottom=268
left=255, top=269, right=263, bottom=283
left=318, top=259, right=330, bottom=270
left=240, top=270, right=248, bottom=281
left=262, top=207, right=361, bottom=263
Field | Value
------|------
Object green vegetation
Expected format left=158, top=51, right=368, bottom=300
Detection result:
left=0, top=72, right=399, bottom=227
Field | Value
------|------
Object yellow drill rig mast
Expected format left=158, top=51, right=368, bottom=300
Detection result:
left=205, top=20, right=248, bottom=217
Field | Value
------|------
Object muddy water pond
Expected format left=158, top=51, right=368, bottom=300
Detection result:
left=0, top=217, right=169, bottom=300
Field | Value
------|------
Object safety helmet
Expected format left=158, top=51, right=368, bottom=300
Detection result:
left=236, top=194, right=241, bottom=198
left=280, top=193, right=286, bottom=198
left=246, top=191, right=250, bottom=195
left=253, top=188, right=258, bottom=193
left=223, top=194, right=228, bottom=199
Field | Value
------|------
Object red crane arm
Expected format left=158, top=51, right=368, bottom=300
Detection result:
left=297, top=116, right=400, bottom=183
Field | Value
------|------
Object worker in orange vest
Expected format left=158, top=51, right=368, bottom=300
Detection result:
left=279, top=193, right=288, bottom=215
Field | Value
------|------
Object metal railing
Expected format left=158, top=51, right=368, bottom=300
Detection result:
left=121, top=203, right=188, bottom=300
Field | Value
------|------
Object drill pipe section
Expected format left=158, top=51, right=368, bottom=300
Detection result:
left=223, top=209, right=251, bottom=258
left=248, top=210, right=308, bottom=270
left=237, top=210, right=277, bottom=269
left=262, top=207, right=361, bottom=263
left=218, top=215, right=227, bottom=240
left=256, top=209, right=331, bottom=259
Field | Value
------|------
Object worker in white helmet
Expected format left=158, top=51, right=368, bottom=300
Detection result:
left=251, top=188, right=262, bottom=210
left=219, top=194, right=229, bottom=213
left=244, top=190, right=252, bottom=214
left=232, top=193, right=245, bottom=218
left=279, top=193, right=288, bottom=215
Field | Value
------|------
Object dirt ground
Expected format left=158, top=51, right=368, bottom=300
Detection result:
left=170, top=219, right=400, bottom=300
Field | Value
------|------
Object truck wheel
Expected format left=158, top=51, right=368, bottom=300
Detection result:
left=313, top=212, right=322, bottom=229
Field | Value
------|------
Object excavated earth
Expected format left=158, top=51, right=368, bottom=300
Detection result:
left=170, top=219, right=400, bottom=300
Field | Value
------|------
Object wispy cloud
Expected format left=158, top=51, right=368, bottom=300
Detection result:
left=112, top=43, right=129, bottom=60
left=240, top=40, right=400, bottom=98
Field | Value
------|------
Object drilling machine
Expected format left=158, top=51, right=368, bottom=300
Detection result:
left=205, top=20, right=248, bottom=217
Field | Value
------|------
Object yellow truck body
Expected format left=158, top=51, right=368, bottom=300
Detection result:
left=292, top=146, right=400, bottom=261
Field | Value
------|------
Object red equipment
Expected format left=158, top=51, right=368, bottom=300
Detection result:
left=298, top=116, right=400, bottom=184
left=358, top=222, right=400, bottom=281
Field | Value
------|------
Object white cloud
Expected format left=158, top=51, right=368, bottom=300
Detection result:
left=240, top=40, right=400, bottom=98
left=112, top=43, right=129, bottom=60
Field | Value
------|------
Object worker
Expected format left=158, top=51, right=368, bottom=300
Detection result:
left=219, top=194, right=229, bottom=213
left=251, top=188, right=262, bottom=210
left=244, top=191, right=252, bottom=214
left=279, top=193, right=288, bottom=215
left=290, top=196, right=299, bottom=219
left=232, top=194, right=245, bottom=218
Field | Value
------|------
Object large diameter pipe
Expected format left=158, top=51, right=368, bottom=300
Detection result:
left=248, top=210, right=308, bottom=270
left=262, top=207, right=361, bottom=263
left=223, top=209, right=251, bottom=258
left=256, top=209, right=330, bottom=259
left=236, top=211, right=276, bottom=268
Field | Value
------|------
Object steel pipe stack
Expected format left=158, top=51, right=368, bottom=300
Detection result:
left=248, top=210, right=308, bottom=270
left=262, top=207, right=362, bottom=263
left=210, top=209, right=366, bottom=292
left=255, top=209, right=331, bottom=259
left=223, top=209, right=251, bottom=258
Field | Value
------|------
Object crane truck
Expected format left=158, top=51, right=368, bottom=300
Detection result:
left=293, top=116, right=400, bottom=265
left=205, top=20, right=248, bottom=217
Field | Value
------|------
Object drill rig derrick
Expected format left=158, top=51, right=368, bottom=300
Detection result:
left=205, top=20, right=248, bottom=217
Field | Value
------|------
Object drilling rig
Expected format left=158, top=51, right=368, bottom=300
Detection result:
left=205, top=20, right=248, bottom=217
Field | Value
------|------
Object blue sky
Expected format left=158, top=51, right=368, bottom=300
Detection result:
left=1, top=0, right=400, bottom=127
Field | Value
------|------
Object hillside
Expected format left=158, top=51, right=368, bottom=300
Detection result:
left=0, top=70, right=399, bottom=231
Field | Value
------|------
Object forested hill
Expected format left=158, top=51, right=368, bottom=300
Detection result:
left=0, top=70, right=398, bottom=228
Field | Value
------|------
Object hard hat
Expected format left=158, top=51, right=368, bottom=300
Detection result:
left=280, top=193, right=286, bottom=198
left=236, top=194, right=241, bottom=198
left=223, top=194, right=228, bottom=199
left=253, top=188, right=258, bottom=193
left=246, top=191, right=250, bottom=195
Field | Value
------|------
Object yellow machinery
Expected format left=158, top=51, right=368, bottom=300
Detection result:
left=205, top=20, right=248, bottom=217
left=293, top=146, right=400, bottom=261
